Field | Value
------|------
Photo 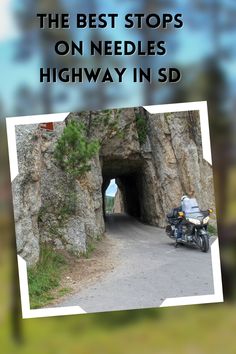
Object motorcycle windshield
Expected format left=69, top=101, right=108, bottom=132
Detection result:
left=185, top=211, right=204, bottom=220
left=182, top=198, right=205, bottom=221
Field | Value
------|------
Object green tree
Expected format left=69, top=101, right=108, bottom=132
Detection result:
left=54, top=120, right=99, bottom=177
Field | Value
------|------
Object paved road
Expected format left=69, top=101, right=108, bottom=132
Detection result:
left=57, top=214, right=215, bottom=313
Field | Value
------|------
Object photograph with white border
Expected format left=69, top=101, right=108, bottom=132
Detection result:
left=6, top=102, right=223, bottom=319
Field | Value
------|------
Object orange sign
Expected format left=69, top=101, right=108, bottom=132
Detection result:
left=39, top=122, right=54, bottom=131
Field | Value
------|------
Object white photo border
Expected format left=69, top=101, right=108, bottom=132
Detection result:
left=6, top=101, right=223, bottom=319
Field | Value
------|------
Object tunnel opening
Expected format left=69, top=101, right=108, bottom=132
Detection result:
left=116, top=174, right=141, bottom=218
left=102, top=158, right=144, bottom=222
left=104, top=179, right=118, bottom=214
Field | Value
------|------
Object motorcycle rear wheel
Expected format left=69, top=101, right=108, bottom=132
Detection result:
left=165, top=225, right=174, bottom=237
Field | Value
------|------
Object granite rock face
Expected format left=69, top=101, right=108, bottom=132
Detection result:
left=13, top=108, right=215, bottom=266
left=13, top=125, right=42, bottom=266
left=113, top=189, right=125, bottom=214
left=13, top=122, right=105, bottom=266
left=142, top=110, right=215, bottom=226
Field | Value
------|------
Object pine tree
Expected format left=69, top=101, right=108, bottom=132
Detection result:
left=54, top=120, right=100, bottom=177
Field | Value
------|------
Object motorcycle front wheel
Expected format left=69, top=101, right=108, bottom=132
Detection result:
left=199, top=234, right=209, bottom=252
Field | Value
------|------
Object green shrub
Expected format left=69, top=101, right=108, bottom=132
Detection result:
left=85, top=240, right=96, bottom=259
left=105, top=196, right=115, bottom=213
left=135, top=113, right=148, bottom=145
left=54, top=120, right=100, bottom=177
left=28, top=246, right=67, bottom=309
left=208, top=224, right=217, bottom=235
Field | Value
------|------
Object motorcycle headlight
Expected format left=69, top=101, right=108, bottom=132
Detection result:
left=187, top=218, right=201, bottom=225
left=203, top=216, right=209, bottom=224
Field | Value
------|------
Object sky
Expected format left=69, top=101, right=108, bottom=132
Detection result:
left=0, top=0, right=18, bottom=41
left=106, top=179, right=117, bottom=197
left=1, top=1, right=236, bottom=116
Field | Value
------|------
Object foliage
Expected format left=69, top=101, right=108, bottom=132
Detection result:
left=105, top=196, right=115, bottom=213
left=208, top=224, right=217, bottom=235
left=91, top=108, right=126, bottom=144
left=92, top=109, right=122, bottom=129
left=135, top=113, right=148, bottom=145
left=54, top=120, right=100, bottom=177
left=82, top=234, right=103, bottom=259
left=28, top=245, right=67, bottom=309
left=84, top=239, right=96, bottom=259
left=58, top=191, right=77, bottom=219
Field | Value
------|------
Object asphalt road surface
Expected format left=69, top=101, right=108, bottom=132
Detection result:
left=57, top=214, right=215, bottom=313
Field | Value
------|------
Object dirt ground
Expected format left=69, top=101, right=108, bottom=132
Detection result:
left=49, top=233, right=118, bottom=306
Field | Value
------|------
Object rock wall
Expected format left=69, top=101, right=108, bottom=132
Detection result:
left=13, top=122, right=105, bottom=266
left=13, top=125, right=42, bottom=265
left=113, top=189, right=124, bottom=214
left=13, top=108, right=215, bottom=266
left=144, top=109, right=215, bottom=223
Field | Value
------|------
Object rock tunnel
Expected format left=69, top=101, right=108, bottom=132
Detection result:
left=101, top=156, right=159, bottom=225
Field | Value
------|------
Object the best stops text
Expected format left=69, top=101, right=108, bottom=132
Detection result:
left=37, top=13, right=183, bottom=84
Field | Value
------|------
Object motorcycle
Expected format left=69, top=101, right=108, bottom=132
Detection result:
left=165, top=207, right=213, bottom=252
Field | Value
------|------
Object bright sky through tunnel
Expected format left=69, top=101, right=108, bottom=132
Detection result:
left=105, top=179, right=118, bottom=214
left=105, top=179, right=117, bottom=197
